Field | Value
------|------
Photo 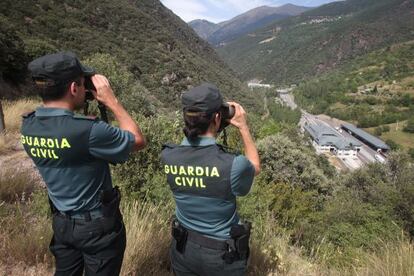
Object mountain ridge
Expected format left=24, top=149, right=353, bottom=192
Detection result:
left=189, top=4, right=310, bottom=46
left=217, top=0, right=414, bottom=84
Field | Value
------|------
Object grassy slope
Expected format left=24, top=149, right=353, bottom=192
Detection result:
left=0, top=0, right=260, bottom=110
left=217, top=0, right=414, bottom=84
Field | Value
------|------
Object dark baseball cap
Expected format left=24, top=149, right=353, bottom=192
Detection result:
left=182, top=83, right=224, bottom=114
left=28, top=51, right=95, bottom=86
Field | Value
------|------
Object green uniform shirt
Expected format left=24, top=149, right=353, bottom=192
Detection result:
left=21, top=107, right=135, bottom=212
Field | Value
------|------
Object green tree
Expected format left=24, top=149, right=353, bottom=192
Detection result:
left=0, top=16, right=28, bottom=83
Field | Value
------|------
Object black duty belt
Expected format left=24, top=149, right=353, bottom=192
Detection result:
left=56, top=208, right=105, bottom=221
left=186, top=229, right=229, bottom=250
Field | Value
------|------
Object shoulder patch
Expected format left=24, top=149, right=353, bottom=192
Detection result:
left=216, top=144, right=241, bottom=155
left=22, top=111, right=35, bottom=119
left=73, top=114, right=98, bottom=121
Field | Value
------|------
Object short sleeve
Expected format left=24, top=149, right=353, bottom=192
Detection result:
left=89, top=121, right=135, bottom=164
left=230, top=155, right=255, bottom=196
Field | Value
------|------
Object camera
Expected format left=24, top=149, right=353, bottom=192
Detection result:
left=218, top=103, right=235, bottom=132
left=84, top=77, right=95, bottom=101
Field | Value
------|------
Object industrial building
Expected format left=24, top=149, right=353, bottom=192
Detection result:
left=304, top=123, right=362, bottom=156
left=341, top=123, right=390, bottom=152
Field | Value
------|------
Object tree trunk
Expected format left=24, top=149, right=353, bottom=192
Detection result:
left=0, top=100, right=5, bottom=133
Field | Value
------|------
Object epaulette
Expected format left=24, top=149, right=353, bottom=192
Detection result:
left=216, top=143, right=241, bottom=155
left=73, top=114, right=99, bottom=121
left=22, top=111, right=35, bottom=119
left=162, top=143, right=179, bottom=150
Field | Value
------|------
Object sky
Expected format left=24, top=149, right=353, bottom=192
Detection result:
left=160, top=0, right=342, bottom=23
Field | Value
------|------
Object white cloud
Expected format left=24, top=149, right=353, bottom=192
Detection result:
left=161, top=0, right=341, bottom=23
left=208, top=0, right=273, bottom=13
left=161, top=0, right=225, bottom=22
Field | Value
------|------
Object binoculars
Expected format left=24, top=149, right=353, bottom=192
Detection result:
left=84, top=77, right=96, bottom=101
left=83, top=76, right=108, bottom=123
left=218, top=103, right=235, bottom=132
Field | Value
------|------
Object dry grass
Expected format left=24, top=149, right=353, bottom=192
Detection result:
left=0, top=168, right=35, bottom=202
left=0, top=198, right=412, bottom=276
left=2, top=99, right=39, bottom=133
left=121, top=200, right=173, bottom=276
left=0, top=205, right=52, bottom=267
left=248, top=214, right=320, bottom=276
left=0, top=263, right=52, bottom=276
left=0, top=99, right=39, bottom=153
left=354, top=239, right=414, bottom=276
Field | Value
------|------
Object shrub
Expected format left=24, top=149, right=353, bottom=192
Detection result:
left=403, top=118, right=414, bottom=133
left=113, top=113, right=182, bottom=200
left=382, top=125, right=391, bottom=133
left=374, top=127, right=383, bottom=136
left=386, top=139, right=400, bottom=150
left=409, top=148, right=414, bottom=160
left=257, top=134, right=329, bottom=191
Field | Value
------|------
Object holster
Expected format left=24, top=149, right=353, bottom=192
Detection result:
left=223, top=222, right=251, bottom=264
left=99, top=186, right=121, bottom=217
left=171, top=217, right=188, bottom=254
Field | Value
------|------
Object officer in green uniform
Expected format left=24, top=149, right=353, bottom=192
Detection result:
left=21, top=52, right=146, bottom=276
left=161, top=83, right=261, bottom=276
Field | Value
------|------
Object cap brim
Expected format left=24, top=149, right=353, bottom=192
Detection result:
left=81, top=64, right=95, bottom=77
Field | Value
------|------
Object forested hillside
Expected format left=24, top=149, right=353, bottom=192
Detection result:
left=206, top=4, right=310, bottom=46
left=0, top=0, right=259, bottom=110
left=217, top=0, right=414, bottom=84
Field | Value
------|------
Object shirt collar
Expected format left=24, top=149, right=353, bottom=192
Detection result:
left=181, top=136, right=216, bottom=146
left=35, top=107, right=74, bottom=117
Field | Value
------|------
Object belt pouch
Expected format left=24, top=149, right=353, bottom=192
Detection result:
left=171, top=219, right=188, bottom=254
left=100, top=186, right=121, bottom=217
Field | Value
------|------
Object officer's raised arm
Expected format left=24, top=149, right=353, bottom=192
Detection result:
left=91, top=74, right=146, bottom=151
left=228, top=101, right=261, bottom=175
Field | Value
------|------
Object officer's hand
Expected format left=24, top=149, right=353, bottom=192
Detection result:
left=90, top=74, right=118, bottom=108
left=227, top=102, right=248, bottom=130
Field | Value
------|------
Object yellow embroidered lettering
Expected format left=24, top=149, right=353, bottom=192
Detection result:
left=27, top=136, right=33, bottom=146
left=186, top=177, right=194, bottom=187
left=170, top=165, right=178, bottom=175
left=196, top=166, right=204, bottom=176
left=40, top=148, right=47, bottom=158
left=52, top=150, right=59, bottom=159
left=33, top=137, right=40, bottom=147
left=47, top=138, right=54, bottom=148
left=40, top=138, right=46, bottom=147
left=200, top=178, right=206, bottom=188
left=61, top=138, right=71, bottom=149
left=179, top=166, right=187, bottom=176
left=211, top=167, right=220, bottom=177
